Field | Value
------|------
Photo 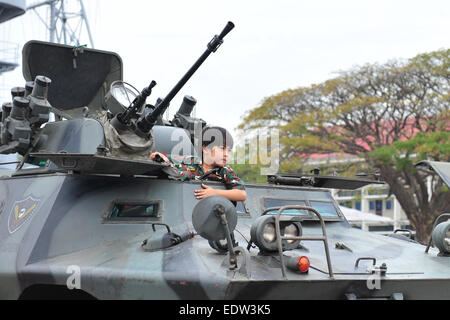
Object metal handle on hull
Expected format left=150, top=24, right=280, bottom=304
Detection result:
left=354, top=257, right=376, bottom=268
left=274, top=205, right=334, bottom=279
left=393, top=229, right=413, bottom=239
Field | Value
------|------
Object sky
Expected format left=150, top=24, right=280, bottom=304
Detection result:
left=1, top=0, right=449, bottom=138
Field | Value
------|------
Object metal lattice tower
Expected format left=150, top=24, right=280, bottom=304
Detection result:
left=27, top=0, right=94, bottom=48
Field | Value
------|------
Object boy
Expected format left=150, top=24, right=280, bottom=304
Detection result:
left=150, top=126, right=246, bottom=202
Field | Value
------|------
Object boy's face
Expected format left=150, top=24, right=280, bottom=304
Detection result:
left=202, top=145, right=232, bottom=167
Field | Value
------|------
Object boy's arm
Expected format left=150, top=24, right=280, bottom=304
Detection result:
left=210, top=165, right=247, bottom=201
left=150, top=152, right=192, bottom=180
left=195, top=164, right=247, bottom=201
left=195, top=184, right=247, bottom=201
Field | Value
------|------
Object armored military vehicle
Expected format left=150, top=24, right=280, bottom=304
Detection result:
left=1, top=22, right=449, bottom=300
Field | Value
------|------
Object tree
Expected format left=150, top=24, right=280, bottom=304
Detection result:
left=238, top=49, right=450, bottom=243
left=232, top=163, right=268, bottom=184
left=371, top=131, right=449, bottom=241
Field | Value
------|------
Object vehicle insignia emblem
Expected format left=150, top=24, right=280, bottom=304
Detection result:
left=8, top=196, right=40, bottom=234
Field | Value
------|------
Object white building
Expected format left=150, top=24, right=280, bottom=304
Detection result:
left=334, top=185, right=410, bottom=233
left=304, top=153, right=411, bottom=233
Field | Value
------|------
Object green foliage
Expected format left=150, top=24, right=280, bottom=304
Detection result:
left=238, top=49, right=450, bottom=172
left=232, top=163, right=267, bottom=184
left=230, top=143, right=275, bottom=184
left=370, top=131, right=450, bottom=173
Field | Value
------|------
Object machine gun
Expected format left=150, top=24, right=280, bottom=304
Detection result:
left=103, top=21, right=234, bottom=158
left=136, top=21, right=235, bottom=134
left=107, top=21, right=234, bottom=143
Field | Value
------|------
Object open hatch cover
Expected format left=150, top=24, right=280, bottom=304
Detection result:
left=415, top=160, right=450, bottom=188
left=29, top=153, right=167, bottom=176
left=22, top=40, right=123, bottom=119
left=267, top=174, right=385, bottom=190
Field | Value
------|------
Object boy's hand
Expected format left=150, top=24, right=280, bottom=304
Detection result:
left=150, top=152, right=164, bottom=162
left=194, top=184, right=217, bottom=199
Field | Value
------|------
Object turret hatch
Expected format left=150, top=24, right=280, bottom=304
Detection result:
left=22, top=40, right=123, bottom=119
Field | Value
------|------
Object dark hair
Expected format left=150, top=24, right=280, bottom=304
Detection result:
left=202, top=126, right=234, bottom=149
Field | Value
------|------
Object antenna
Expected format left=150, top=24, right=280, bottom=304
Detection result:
left=27, top=0, right=94, bottom=48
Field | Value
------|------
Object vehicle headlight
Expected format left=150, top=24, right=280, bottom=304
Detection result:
left=284, top=224, right=300, bottom=244
left=250, top=215, right=302, bottom=252
left=104, top=81, right=140, bottom=115
left=432, top=221, right=450, bottom=256
left=263, top=223, right=276, bottom=243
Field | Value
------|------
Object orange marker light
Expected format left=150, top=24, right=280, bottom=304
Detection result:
left=296, top=256, right=310, bottom=273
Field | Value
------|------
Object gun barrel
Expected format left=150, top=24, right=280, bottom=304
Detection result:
left=137, top=21, right=234, bottom=133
